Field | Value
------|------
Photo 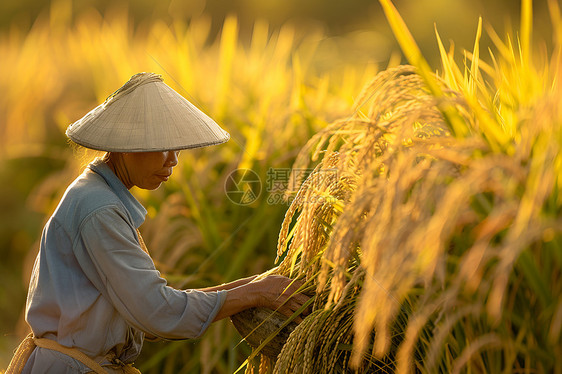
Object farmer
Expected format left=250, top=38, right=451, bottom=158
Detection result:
left=7, top=73, right=308, bottom=373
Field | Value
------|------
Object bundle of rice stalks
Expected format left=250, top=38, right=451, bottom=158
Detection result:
left=237, top=0, right=562, bottom=372
left=268, top=64, right=470, bottom=373
left=236, top=64, right=466, bottom=372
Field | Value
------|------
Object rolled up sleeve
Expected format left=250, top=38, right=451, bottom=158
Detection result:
left=76, top=206, right=227, bottom=339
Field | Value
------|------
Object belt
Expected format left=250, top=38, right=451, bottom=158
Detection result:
left=5, top=333, right=141, bottom=374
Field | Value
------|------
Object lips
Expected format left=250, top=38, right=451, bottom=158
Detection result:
left=156, top=174, right=170, bottom=181
left=155, top=168, right=173, bottom=182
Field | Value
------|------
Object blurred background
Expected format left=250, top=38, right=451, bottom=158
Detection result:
left=0, top=0, right=555, bottom=372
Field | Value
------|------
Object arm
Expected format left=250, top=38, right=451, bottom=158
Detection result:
left=78, top=209, right=227, bottom=339
left=198, top=275, right=258, bottom=292
left=212, top=275, right=309, bottom=322
left=79, top=209, right=307, bottom=338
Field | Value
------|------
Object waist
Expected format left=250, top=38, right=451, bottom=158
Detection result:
left=37, top=330, right=143, bottom=365
left=34, top=338, right=140, bottom=374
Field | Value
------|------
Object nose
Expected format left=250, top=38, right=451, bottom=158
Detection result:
left=164, top=151, right=179, bottom=167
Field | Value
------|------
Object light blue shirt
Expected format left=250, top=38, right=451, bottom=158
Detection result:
left=23, top=159, right=227, bottom=373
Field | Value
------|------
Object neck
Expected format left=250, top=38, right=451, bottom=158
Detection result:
left=105, top=153, right=133, bottom=189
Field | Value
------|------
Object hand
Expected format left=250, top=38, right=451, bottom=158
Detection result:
left=253, top=275, right=310, bottom=322
left=212, top=274, right=311, bottom=322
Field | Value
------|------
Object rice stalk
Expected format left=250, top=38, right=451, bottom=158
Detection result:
left=260, top=1, right=562, bottom=370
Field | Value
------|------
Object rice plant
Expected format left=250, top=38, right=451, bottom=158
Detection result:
left=240, top=0, right=562, bottom=372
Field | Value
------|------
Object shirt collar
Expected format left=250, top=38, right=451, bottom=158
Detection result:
left=88, top=158, right=147, bottom=229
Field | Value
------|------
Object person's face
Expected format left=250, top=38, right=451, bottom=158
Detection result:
left=122, top=151, right=179, bottom=190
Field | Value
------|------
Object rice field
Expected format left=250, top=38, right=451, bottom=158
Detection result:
left=246, top=0, right=562, bottom=372
left=1, top=0, right=560, bottom=373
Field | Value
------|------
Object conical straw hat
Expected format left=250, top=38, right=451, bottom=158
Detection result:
left=66, top=73, right=230, bottom=152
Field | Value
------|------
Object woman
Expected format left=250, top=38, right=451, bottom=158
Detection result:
left=7, top=73, right=308, bottom=373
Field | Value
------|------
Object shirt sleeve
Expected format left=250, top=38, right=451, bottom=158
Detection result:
left=76, top=206, right=227, bottom=340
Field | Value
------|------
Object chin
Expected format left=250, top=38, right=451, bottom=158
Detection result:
left=139, top=182, right=163, bottom=190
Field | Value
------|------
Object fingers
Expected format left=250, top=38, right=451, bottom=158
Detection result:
left=292, top=292, right=310, bottom=306
left=277, top=278, right=306, bottom=298
left=269, top=277, right=312, bottom=323
left=279, top=297, right=310, bottom=323
left=256, top=275, right=313, bottom=323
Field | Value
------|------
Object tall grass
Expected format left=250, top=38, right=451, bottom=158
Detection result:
left=247, top=0, right=562, bottom=372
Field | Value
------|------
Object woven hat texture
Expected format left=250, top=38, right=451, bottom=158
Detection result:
left=66, top=72, right=229, bottom=152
